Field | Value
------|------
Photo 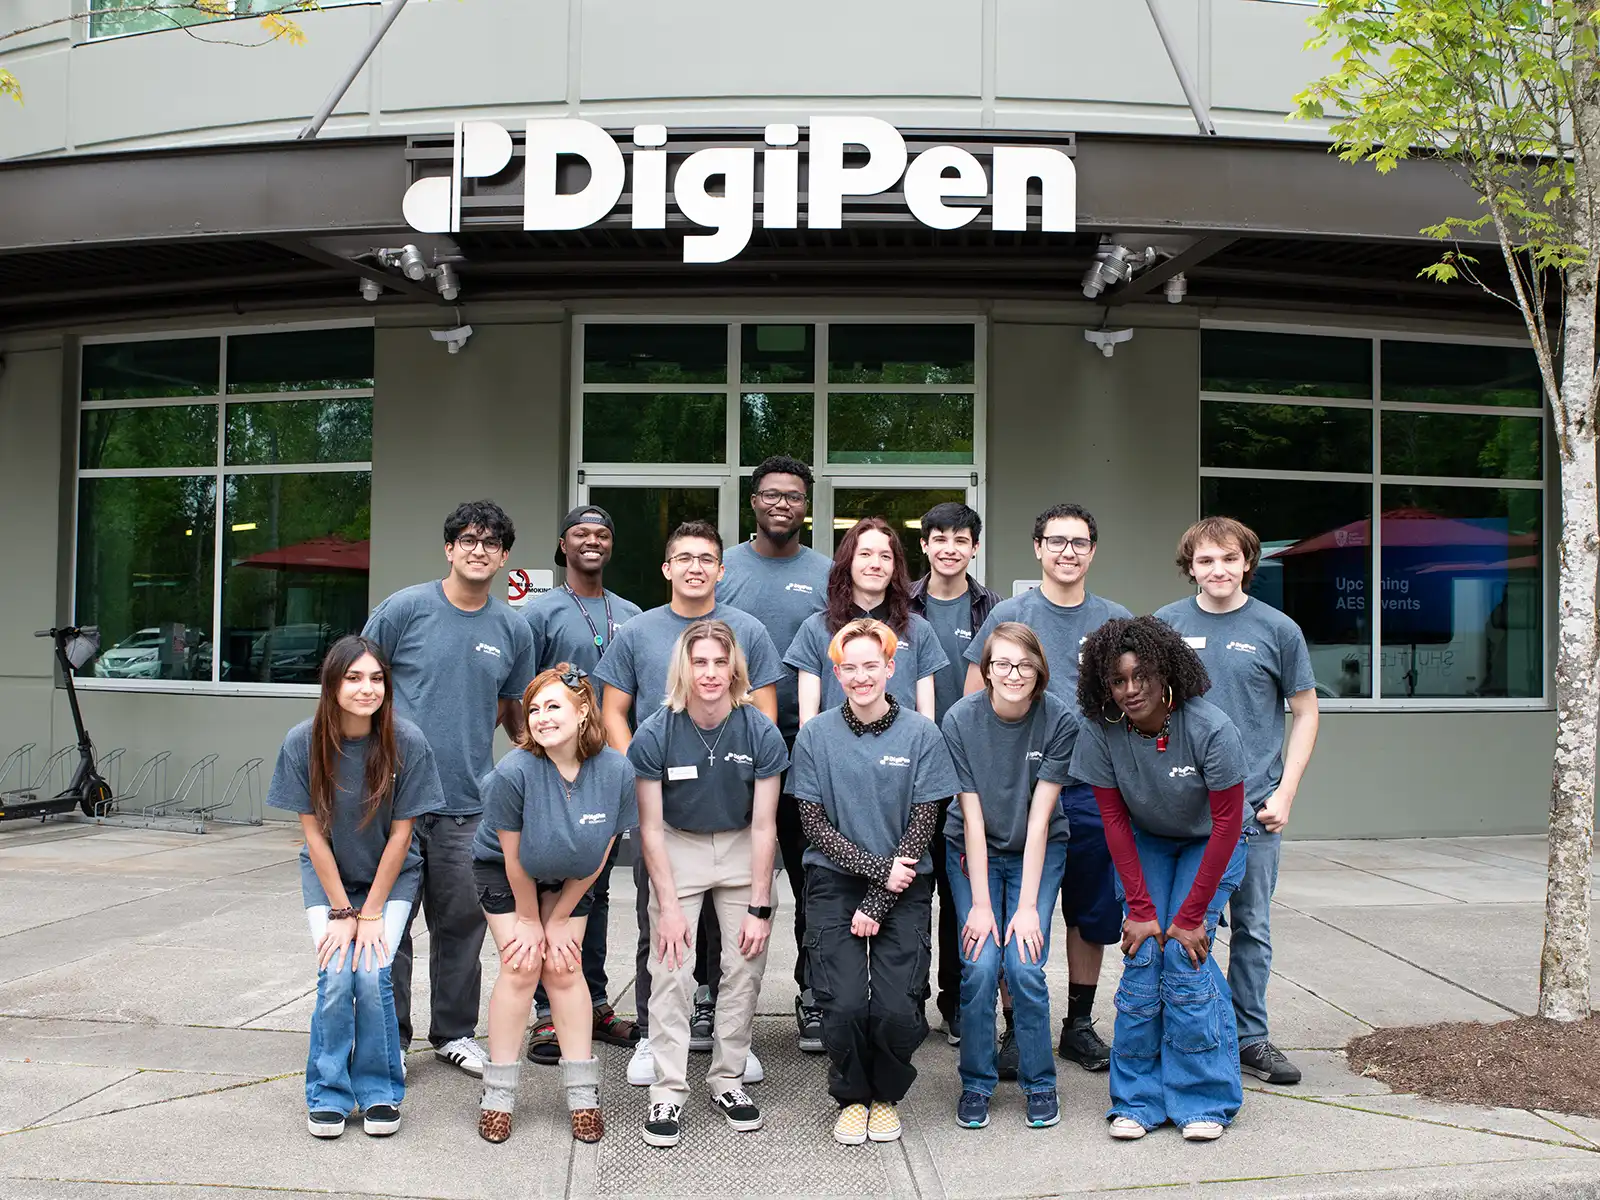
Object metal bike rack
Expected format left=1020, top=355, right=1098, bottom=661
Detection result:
left=0, top=744, right=35, bottom=792
left=184, top=757, right=262, bottom=826
left=140, top=754, right=218, bottom=831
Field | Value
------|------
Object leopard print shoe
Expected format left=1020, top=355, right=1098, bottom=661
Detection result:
left=570, top=1107, right=605, bottom=1143
left=478, top=1109, right=513, bottom=1144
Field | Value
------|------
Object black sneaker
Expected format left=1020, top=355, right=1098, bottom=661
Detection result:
left=1058, top=1016, right=1111, bottom=1072
left=307, top=1110, right=345, bottom=1138
left=1240, top=1040, right=1302, bottom=1085
left=362, top=1104, right=401, bottom=1136
left=712, top=1087, right=764, bottom=1132
left=996, top=1026, right=1019, bottom=1080
left=690, top=984, right=715, bottom=1053
left=643, top=1102, right=682, bottom=1147
left=796, top=989, right=824, bottom=1054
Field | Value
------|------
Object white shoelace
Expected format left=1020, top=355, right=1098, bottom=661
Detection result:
left=649, top=1103, right=679, bottom=1122
left=720, top=1088, right=754, bottom=1107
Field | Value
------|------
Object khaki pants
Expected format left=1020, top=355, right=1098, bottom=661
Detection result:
left=647, top=824, right=773, bottom=1107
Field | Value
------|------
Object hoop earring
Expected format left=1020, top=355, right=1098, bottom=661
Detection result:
left=1165, top=685, right=1175, bottom=711
left=1102, top=702, right=1126, bottom=724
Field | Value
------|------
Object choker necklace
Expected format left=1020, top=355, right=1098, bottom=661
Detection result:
left=1126, top=711, right=1172, bottom=752
left=843, top=692, right=900, bottom=737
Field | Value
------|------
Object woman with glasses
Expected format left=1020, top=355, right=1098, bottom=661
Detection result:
left=941, top=623, right=1075, bottom=1131
left=266, top=635, right=444, bottom=1140
left=471, top=665, right=637, bottom=1145
left=790, top=618, right=961, bottom=1146
left=1070, top=617, right=1248, bottom=1143
left=787, top=516, right=947, bottom=725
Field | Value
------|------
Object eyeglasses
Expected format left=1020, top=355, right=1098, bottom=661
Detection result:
left=989, top=659, right=1038, bottom=679
left=1041, top=535, right=1093, bottom=556
left=668, top=552, right=722, bottom=569
left=754, top=489, right=807, bottom=506
left=454, top=534, right=504, bottom=553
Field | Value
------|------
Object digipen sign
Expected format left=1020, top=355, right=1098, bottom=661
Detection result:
left=402, top=117, right=1077, bottom=264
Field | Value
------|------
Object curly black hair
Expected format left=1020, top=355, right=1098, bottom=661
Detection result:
left=1077, top=615, right=1211, bottom=723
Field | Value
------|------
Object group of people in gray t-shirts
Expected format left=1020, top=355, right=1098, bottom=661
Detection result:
left=266, top=460, right=1318, bottom=1151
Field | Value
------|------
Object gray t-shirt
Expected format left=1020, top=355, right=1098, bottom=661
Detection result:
left=591, top=602, right=785, bottom=725
left=266, top=716, right=441, bottom=908
left=941, top=690, right=1074, bottom=854
left=474, top=746, right=638, bottom=882
left=1153, top=595, right=1317, bottom=811
left=921, top=590, right=975, bottom=723
left=523, top=584, right=643, bottom=674
left=362, top=581, right=536, bottom=816
left=785, top=612, right=949, bottom=715
left=966, top=588, right=1133, bottom=817
left=717, top=541, right=832, bottom=739
left=1069, top=696, right=1248, bottom=839
left=790, top=707, right=961, bottom=875
left=627, top=704, right=789, bottom=832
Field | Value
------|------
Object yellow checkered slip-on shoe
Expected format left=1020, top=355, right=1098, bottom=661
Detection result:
left=833, top=1103, right=869, bottom=1145
left=867, top=1100, right=902, bottom=1142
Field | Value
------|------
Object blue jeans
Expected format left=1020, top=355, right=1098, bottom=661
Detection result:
left=1110, top=832, right=1247, bottom=1130
left=305, top=902, right=409, bottom=1114
left=1227, top=814, right=1280, bottom=1049
left=945, top=839, right=1068, bottom=1097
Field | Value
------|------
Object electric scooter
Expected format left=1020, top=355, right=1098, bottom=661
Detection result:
left=0, top=626, right=113, bottom=821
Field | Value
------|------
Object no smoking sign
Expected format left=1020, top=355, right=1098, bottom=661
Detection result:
left=506, top=567, right=553, bottom=609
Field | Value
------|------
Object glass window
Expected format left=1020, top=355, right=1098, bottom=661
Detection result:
left=82, top=338, right=218, bottom=401
left=219, top=472, right=372, bottom=684
left=1201, top=330, right=1371, bottom=398
left=582, top=394, right=726, bottom=464
left=832, top=487, right=967, bottom=579
left=227, top=328, right=375, bottom=394
left=1381, top=411, right=1542, bottom=480
left=1202, top=401, right=1372, bottom=473
left=742, top=325, right=814, bottom=383
left=740, top=392, right=814, bottom=467
left=828, top=393, right=974, bottom=464
left=1375, top=486, right=1542, bottom=699
left=828, top=324, right=975, bottom=385
left=1381, top=341, right=1542, bottom=408
left=225, top=398, right=373, bottom=466
left=89, top=0, right=368, bottom=40
left=1202, top=477, right=1373, bottom=699
left=583, top=324, right=726, bottom=384
left=80, top=405, right=218, bottom=470
left=585, top=486, right=721, bottom=609
left=74, top=477, right=216, bottom=681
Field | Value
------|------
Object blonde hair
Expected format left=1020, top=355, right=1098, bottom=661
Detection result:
left=664, top=619, right=753, bottom=712
left=827, top=616, right=899, bottom=664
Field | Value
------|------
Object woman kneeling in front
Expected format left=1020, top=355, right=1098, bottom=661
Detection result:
left=943, top=623, right=1076, bottom=1131
left=790, top=617, right=960, bottom=1146
left=472, top=665, right=636, bottom=1144
left=266, top=635, right=444, bottom=1140
left=1072, top=616, right=1249, bottom=1142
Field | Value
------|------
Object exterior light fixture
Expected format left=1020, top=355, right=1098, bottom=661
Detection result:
left=1081, top=238, right=1158, bottom=299
left=1164, top=273, right=1188, bottom=304
left=434, top=263, right=460, bottom=301
left=397, top=244, right=428, bottom=280
left=360, top=277, right=383, bottom=302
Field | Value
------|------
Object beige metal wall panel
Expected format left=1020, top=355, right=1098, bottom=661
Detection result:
left=1210, top=0, right=1333, bottom=118
left=379, top=0, right=568, bottom=113
left=0, top=47, right=68, bottom=158
left=4, top=0, right=75, bottom=53
left=995, top=0, right=1194, bottom=106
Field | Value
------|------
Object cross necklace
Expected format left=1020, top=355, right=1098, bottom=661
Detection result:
left=690, top=712, right=731, bottom=771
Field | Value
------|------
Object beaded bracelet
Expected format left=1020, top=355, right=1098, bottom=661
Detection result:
left=356, top=912, right=383, bottom=922
left=327, top=906, right=358, bottom=921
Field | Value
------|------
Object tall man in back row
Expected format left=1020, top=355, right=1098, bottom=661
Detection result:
left=717, top=455, right=832, bottom=1052
left=965, top=503, right=1131, bottom=1072
left=364, top=500, right=537, bottom=1075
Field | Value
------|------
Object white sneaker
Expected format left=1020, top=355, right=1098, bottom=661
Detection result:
left=742, top=1049, right=765, bottom=1084
left=627, top=1037, right=655, bottom=1087
left=1182, top=1120, right=1225, bottom=1141
left=1109, top=1116, right=1147, bottom=1140
left=434, top=1036, right=487, bottom=1077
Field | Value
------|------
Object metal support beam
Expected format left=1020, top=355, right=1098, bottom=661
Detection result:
left=296, top=0, right=412, bottom=141
left=1143, top=0, right=1216, bottom=136
left=268, top=237, right=441, bottom=301
left=1105, top=235, right=1237, bottom=304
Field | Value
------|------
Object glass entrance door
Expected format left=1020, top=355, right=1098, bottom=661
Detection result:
left=579, top=478, right=726, bottom=610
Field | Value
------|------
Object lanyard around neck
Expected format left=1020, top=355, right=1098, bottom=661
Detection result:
left=564, top=584, right=615, bottom=655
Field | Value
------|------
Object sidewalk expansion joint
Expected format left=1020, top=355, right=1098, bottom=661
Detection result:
left=4, top=1177, right=454, bottom=1198
left=0, top=1071, right=295, bottom=1138
left=1255, top=1089, right=1600, bottom=1153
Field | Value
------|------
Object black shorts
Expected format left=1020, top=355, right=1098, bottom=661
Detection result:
left=472, top=859, right=595, bottom=918
left=1059, top=815, right=1122, bottom=945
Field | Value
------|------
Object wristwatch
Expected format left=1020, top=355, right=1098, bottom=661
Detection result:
left=747, top=904, right=773, bottom=919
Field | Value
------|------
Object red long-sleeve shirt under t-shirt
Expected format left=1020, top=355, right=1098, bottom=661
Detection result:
left=1092, top=782, right=1245, bottom=930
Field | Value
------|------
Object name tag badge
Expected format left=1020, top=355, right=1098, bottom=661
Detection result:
left=667, top=765, right=699, bottom=782
left=1184, top=636, right=1207, bottom=649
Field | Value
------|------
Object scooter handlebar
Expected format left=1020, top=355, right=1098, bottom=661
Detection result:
left=33, top=625, right=97, bottom=638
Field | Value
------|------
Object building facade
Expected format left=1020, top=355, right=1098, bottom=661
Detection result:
left=0, top=0, right=1554, bottom=835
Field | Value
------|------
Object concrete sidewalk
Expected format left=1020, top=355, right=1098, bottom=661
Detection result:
left=1, top=823, right=1599, bottom=1199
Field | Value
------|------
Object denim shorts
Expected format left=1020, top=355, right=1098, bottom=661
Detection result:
left=472, top=858, right=594, bottom=918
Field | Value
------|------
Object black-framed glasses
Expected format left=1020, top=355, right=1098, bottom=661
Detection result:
left=989, top=659, right=1038, bottom=679
left=454, top=534, right=504, bottom=553
left=1040, top=535, right=1093, bottom=556
left=754, top=488, right=806, bottom=506
left=668, top=552, right=721, bottom=568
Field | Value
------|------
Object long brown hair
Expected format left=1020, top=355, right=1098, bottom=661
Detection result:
left=826, top=516, right=912, bottom=636
left=979, top=621, right=1051, bottom=703
left=310, top=635, right=399, bottom=834
left=517, top=664, right=608, bottom=761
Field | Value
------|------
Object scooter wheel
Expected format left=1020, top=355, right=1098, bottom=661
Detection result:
left=81, top=778, right=113, bottom=818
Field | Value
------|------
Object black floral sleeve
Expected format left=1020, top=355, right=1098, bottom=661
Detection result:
left=797, top=800, right=895, bottom=883
left=857, top=801, right=940, bottom=922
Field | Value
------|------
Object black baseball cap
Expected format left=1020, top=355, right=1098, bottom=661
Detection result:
left=555, top=505, right=615, bottom=567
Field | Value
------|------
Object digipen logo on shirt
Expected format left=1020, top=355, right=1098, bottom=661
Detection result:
left=784, top=582, right=816, bottom=594
left=474, top=642, right=504, bottom=659
left=1026, top=750, right=1043, bottom=762
left=1225, top=640, right=1258, bottom=654
left=879, top=755, right=912, bottom=768
left=578, top=812, right=608, bottom=825
left=1169, top=765, right=1199, bottom=779
left=724, top=751, right=754, bottom=765
left=955, top=628, right=973, bottom=641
